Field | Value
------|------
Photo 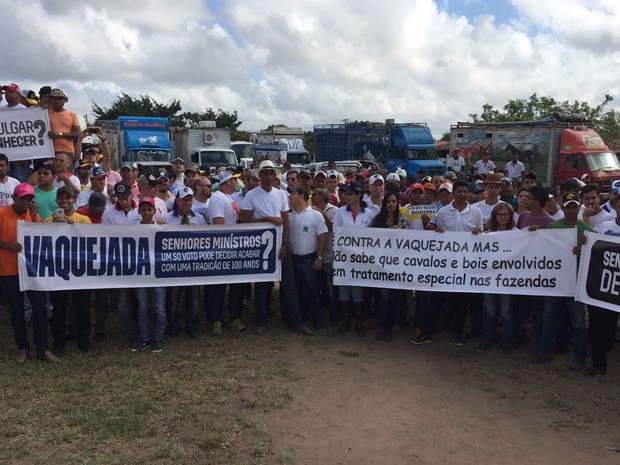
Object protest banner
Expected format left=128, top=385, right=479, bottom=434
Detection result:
left=17, top=222, right=281, bottom=291
left=575, top=231, right=620, bottom=313
left=333, top=227, right=577, bottom=296
left=407, top=205, right=437, bottom=216
left=0, top=107, right=55, bottom=161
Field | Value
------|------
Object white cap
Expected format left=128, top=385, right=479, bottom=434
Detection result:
left=369, top=174, right=384, bottom=185
left=326, top=169, right=339, bottom=178
left=385, top=173, right=400, bottom=181
left=438, top=181, right=453, bottom=193
left=313, top=170, right=327, bottom=179
left=177, top=186, right=194, bottom=198
left=395, top=168, right=407, bottom=178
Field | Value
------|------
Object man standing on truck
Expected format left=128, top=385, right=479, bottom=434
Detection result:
left=47, top=89, right=81, bottom=155
left=446, top=148, right=465, bottom=173
left=506, top=152, right=525, bottom=180
left=473, top=150, right=496, bottom=175
left=169, top=157, right=185, bottom=194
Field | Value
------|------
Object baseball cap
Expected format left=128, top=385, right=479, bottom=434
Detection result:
left=172, top=157, right=185, bottom=165
left=326, top=169, right=339, bottom=178
left=561, top=192, right=581, bottom=207
left=2, top=83, right=19, bottom=92
left=611, top=179, right=620, bottom=193
left=299, top=169, right=312, bottom=179
left=113, top=181, right=133, bottom=198
left=120, top=161, right=137, bottom=171
left=438, top=182, right=453, bottom=193
left=138, top=197, right=156, bottom=208
left=215, top=170, right=240, bottom=184
left=469, top=182, right=484, bottom=194
left=313, top=170, right=327, bottom=179
left=156, top=170, right=170, bottom=181
left=369, top=174, right=384, bottom=185
left=13, top=183, right=35, bottom=197
left=75, top=159, right=92, bottom=170
left=423, top=182, right=436, bottom=191
left=56, top=186, right=74, bottom=198
left=287, top=186, right=309, bottom=199
left=90, top=166, right=107, bottom=179
left=177, top=186, right=194, bottom=198
left=409, top=182, right=425, bottom=193
left=385, top=173, right=400, bottom=182
left=343, top=180, right=364, bottom=194
left=395, top=168, right=407, bottom=179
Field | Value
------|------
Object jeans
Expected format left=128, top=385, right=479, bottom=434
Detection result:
left=117, top=288, right=137, bottom=344
left=166, top=286, right=200, bottom=336
left=376, top=288, right=407, bottom=332
left=209, top=283, right=244, bottom=322
left=541, top=297, right=587, bottom=361
left=49, top=289, right=92, bottom=349
left=445, top=292, right=471, bottom=335
left=93, top=288, right=109, bottom=337
left=482, top=293, right=514, bottom=347
left=0, top=275, right=49, bottom=353
left=415, top=291, right=445, bottom=337
left=254, top=282, right=273, bottom=327
left=278, top=249, right=305, bottom=330
left=292, top=256, right=323, bottom=328
left=136, top=287, right=167, bottom=343
left=588, top=305, right=618, bottom=368
left=320, top=262, right=339, bottom=323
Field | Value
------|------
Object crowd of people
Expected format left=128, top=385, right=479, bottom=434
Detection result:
left=0, top=84, right=618, bottom=380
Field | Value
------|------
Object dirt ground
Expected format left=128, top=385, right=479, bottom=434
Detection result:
left=257, top=326, right=620, bottom=465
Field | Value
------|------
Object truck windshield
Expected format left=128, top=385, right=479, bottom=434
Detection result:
left=131, top=149, right=173, bottom=163
left=199, top=151, right=237, bottom=166
left=287, top=153, right=310, bottom=164
left=407, top=149, right=438, bottom=161
left=585, top=152, right=620, bottom=172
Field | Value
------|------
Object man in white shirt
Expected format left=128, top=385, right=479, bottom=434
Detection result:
left=289, top=186, right=328, bottom=332
left=473, top=150, right=496, bottom=175
left=581, top=184, right=614, bottom=228
left=429, top=179, right=483, bottom=346
left=53, top=152, right=81, bottom=197
left=446, top=148, right=466, bottom=172
left=363, top=174, right=384, bottom=216
left=191, top=176, right=213, bottom=224
left=241, top=160, right=290, bottom=335
left=76, top=166, right=112, bottom=208
left=0, top=83, right=26, bottom=110
left=506, top=152, right=525, bottom=180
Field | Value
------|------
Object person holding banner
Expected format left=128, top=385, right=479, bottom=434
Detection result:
left=428, top=179, right=483, bottom=346
left=334, top=180, right=375, bottom=336
left=208, top=170, right=246, bottom=335
left=534, top=193, right=594, bottom=369
left=372, top=191, right=407, bottom=342
left=43, top=186, right=93, bottom=354
left=477, top=203, right=517, bottom=355
left=0, top=153, right=20, bottom=207
left=0, top=183, right=59, bottom=363
left=165, top=186, right=206, bottom=338
left=241, top=160, right=289, bottom=335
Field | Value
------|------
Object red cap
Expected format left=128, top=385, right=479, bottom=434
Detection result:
left=138, top=197, right=155, bottom=207
left=2, top=83, right=19, bottom=92
left=14, top=183, right=35, bottom=197
left=409, top=183, right=425, bottom=193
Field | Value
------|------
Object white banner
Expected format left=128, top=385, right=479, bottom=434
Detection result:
left=0, top=107, right=55, bottom=161
left=18, top=222, right=281, bottom=291
left=575, top=231, right=620, bottom=313
left=333, top=228, right=577, bottom=296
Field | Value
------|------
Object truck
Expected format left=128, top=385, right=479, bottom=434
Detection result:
left=313, top=119, right=446, bottom=179
left=450, top=114, right=620, bottom=197
left=171, top=121, right=238, bottom=173
left=251, top=126, right=311, bottom=166
left=99, top=116, right=174, bottom=175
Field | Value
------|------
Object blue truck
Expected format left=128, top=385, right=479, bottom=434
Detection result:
left=100, top=116, right=174, bottom=175
left=314, top=120, right=445, bottom=178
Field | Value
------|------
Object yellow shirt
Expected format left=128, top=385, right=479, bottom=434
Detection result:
left=44, top=212, right=92, bottom=224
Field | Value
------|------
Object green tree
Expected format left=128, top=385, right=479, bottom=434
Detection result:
left=177, top=108, right=243, bottom=132
left=92, top=93, right=182, bottom=122
left=468, top=93, right=620, bottom=142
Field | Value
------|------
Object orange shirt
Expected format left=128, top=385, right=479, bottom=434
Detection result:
left=0, top=206, right=40, bottom=276
left=47, top=108, right=79, bottom=153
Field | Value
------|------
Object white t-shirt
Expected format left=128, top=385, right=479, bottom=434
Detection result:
left=0, top=176, right=20, bottom=207
left=164, top=210, right=207, bottom=225
left=231, top=190, right=246, bottom=210
left=242, top=186, right=288, bottom=219
left=76, top=188, right=112, bottom=208
left=446, top=156, right=466, bottom=172
left=597, top=219, right=620, bottom=236
left=209, top=190, right=239, bottom=225
left=582, top=209, right=614, bottom=229
left=289, top=206, right=329, bottom=256
left=506, top=161, right=525, bottom=179
left=473, top=199, right=505, bottom=224
left=102, top=203, right=142, bottom=224
left=54, top=173, right=81, bottom=192
left=191, top=198, right=210, bottom=224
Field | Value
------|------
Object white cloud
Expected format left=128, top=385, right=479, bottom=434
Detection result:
left=1, top=0, right=618, bottom=138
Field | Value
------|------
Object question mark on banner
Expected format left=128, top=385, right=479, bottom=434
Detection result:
left=261, top=230, right=274, bottom=271
left=33, top=120, right=46, bottom=145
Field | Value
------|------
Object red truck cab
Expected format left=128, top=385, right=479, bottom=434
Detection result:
left=557, top=127, right=620, bottom=197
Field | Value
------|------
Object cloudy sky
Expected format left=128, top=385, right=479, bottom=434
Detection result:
left=1, top=0, right=619, bottom=138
